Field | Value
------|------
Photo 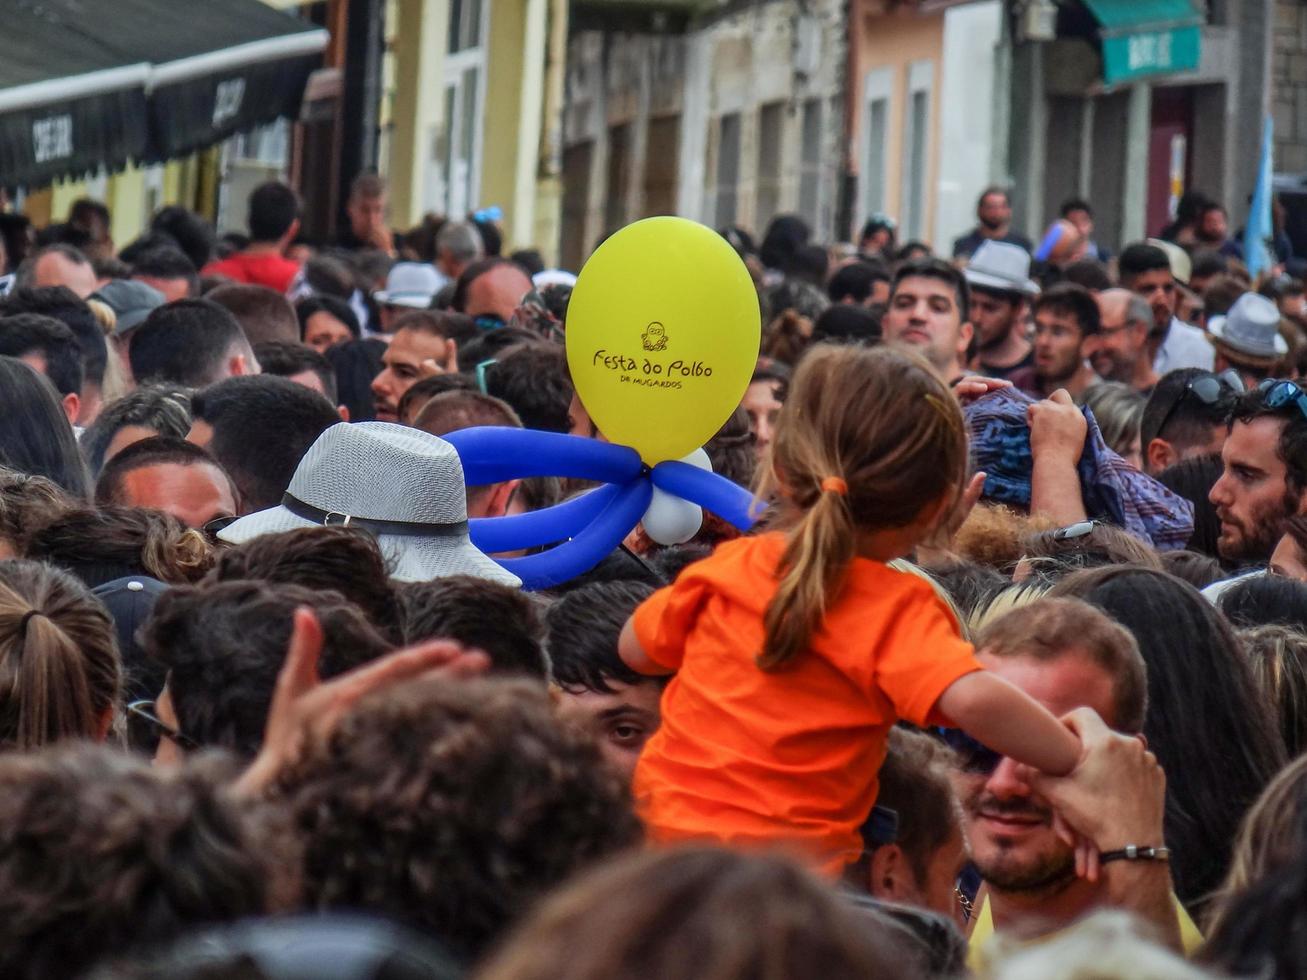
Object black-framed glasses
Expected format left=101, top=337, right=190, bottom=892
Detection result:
left=201, top=515, right=238, bottom=543
left=1259, top=378, right=1307, bottom=422
left=1155, top=369, right=1244, bottom=441
left=126, top=700, right=199, bottom=751
left=937, top=728, right=1002, bottom=775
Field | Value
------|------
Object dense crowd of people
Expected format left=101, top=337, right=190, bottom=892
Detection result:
left=3, top=173, right=1307, bottom=978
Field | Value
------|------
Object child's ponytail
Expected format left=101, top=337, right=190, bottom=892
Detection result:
left=759, top=476, right=855, bottom=670
left=756, top=345, right=968, bottom=670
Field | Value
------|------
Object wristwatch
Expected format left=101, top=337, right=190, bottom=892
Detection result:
left=1099, top=845, right=1170, bottom=865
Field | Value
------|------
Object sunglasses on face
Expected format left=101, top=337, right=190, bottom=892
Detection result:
left=1155, top=369, right=1244, bottom=439
left=1259, top=378, right=1307, bottom=422
left=201, top=514, right=238, bottom=543
left=937, top=728, right=1002, bottom=775
left=474, top=314, right=505, bottom=332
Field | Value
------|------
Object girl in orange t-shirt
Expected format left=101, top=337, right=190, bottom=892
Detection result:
left=620, top=344, right=1082, bottom=875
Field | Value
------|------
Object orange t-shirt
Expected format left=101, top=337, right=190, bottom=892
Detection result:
left=631, top=532, right=982, bottom=875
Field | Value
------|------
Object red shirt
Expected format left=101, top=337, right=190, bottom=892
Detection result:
left=203, top=252, right=301, bottom=294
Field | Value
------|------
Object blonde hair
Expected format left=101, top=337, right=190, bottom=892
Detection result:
left=1209, top=753, right=1307, bottom=936
left=970, top=582, right=1050, bottom=635
left=0, top=560, right=121, bottom=749
left=87, top=298, right=131, bottom=404
left=757, top=345, right=968, bottom=669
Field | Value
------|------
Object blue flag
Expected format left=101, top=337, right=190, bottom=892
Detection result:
left=1245, top=115, right=1275, bottom=278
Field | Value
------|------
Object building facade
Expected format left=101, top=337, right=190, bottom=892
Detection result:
left=560, top=0, right=845, bottom=271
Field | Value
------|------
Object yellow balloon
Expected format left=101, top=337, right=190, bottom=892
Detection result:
left=566, top=217, right=761, bottom=464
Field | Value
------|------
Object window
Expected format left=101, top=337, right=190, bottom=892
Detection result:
left=798, top=98, right=822, bottom=229
left=448, top=0, right=483, bottom=53
left=714, top=112, right=741, bottom=228
left=643, top=115, right=680, bottom=217
left=860, top=69, right=892, bottom=223
left=756, top=101, right=784, bottom=231
left=606, top=123, right=632, bottom=234
left=901, top=61, right=933, bottom=241
left=430, top=0, right=489, bottom=215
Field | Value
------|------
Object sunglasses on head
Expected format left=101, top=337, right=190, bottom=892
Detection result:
left=937, top=728, right=1002, bottom=775
left=1155, top=369, right=1244, bottom=440
left=1259, top=378, right=1307, bottom=422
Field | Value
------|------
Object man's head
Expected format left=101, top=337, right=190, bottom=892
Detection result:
left=247, top=181, right=301, bottom=246
left=452, top=258, right=533, bottom=325
left=0, top=286, right=106, bottom=425
left=1118, top=243, right=1176, bottom=332
left=281, top=676, right=642, bottom=960
left=253, top=341, right=338, bottom=405
left=1031, top=283, right=1099, bottom=387
left=206, top=283, right=299, bottom=346
left=143, top=580, right=390, bottom=761
left=1139, top=369, right=1238, bottom=476
left=478, top=342, right=580, bottom=434
left=414, top=390, right=524, bottom=518
left=970, top=285, right=1028, bottom=356
left=80, top=383, right=193, bottom=476
left=188, top=376, right=340, bottom=513
left=1092, top=288, right=1153, bottom=385
left=435, top=221, right=484, bottom=279
left=95, top=435, right=238, bottom=529
left=854, top=728, right=965, bottom=923
left=129, top=299, right=259, bottom=388
left=960, top=598, right=1146, bottom=897
left=205, top=526, right=403, bottom=643
left=0, top=313, right=83, bottom=423
left=129, top=246, right=199, bottom=303
left=547, top=580, right=664, bottom=781
left=1060, top=198, right=1095, bottom=241
left=15, top=244, right=97, bottom=298
left=1197, top=203, right=1229, bottom=245
left=977, top=186, right=1013, bottom=232
left=397, top=576, right=547, bottom=679
left=882, top=258, right=972, bottom=380
left=827, top=261, right=890, bottom=308
left=1210, top=380, right=1307, bottom=563
left=0, top=743, right=275, bottom=979
left=370, top=311, right=464, bottom=422
left=345, top=172, right=387, bottom=241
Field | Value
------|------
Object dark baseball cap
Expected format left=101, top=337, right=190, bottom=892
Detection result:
left=91, top=279, right=166, bottom=335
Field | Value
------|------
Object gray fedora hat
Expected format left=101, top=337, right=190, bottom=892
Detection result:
left=219, top=422, right=519, bottom=587
left=963, top=240, right=1040, bottom=296
left=1208, top=292, right=1288, bottom=361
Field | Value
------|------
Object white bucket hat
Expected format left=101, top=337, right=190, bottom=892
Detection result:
left=218, top=422, right=519, bottom=586
left=374, top=262, right=447, bottom=308
left=963, top=240, right=1040, bottom=296
left=1208, top=292, right=1288, bottom=361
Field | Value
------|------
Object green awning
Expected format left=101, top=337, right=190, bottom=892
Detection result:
left=1081, top=0, right=1203, bottom=85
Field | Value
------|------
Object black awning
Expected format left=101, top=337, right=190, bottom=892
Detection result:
left=0, top=4, right=150, bottom=187
left=0, top=0, right=327, bottom=188
left=96, top=0, right=329, bottom=160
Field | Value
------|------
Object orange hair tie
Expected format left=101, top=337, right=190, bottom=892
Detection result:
left=820, top=477, right=848, bottom=496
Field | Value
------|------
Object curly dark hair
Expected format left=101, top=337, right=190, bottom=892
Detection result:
left=0, top=468, right=72, bottom=556
left=0, top=744, right=275, bottom=979
left=546, top=580, right=656, bottom=694
left=398, top=575, right=548, bottom=679
left=24, top=505, right=213, bottom=587
left=281, top=677, right=641, bottom=959
left=204, top=526, right=404, bottom=643
left=144, top=580, right=392, bottom=759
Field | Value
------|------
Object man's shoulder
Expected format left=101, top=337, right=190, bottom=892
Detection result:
left=1004, top=231, right=1034, bottom=252
left=953, top=230, right=982, bottom=257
